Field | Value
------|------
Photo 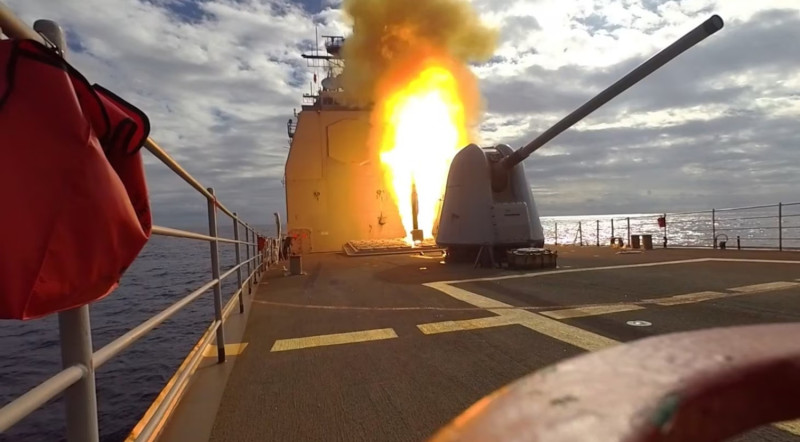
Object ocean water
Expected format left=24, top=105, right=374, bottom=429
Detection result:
left=0, top=224, right=273, bottom=442
left=541, top=205, right=800, bottom=250
left=1, top=206, right=798, bottom=441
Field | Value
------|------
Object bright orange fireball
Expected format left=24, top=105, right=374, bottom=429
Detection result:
left=378, top=65, right=469, bottom=244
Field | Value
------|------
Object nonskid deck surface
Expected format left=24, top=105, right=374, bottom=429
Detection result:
left=203, top=247, right=800, bottom=441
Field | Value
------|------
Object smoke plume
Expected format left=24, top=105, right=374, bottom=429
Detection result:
left=339, top=0, right=498, bottom=131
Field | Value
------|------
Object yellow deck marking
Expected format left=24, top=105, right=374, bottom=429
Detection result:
left=270, top=328, right=398, bottom=352
left=647, top=291, right=727, bottom=306
left=424, top=282, right=617, bottom=351
left=776, top=420, right=800, bottom=435
left=541, top=304, right=645, bottom=319
left=418, top=316, right=518, bottom=334
left=423, top=283, right=512, bottom=309
left=203, top=342, right=249, bottom=358
left=418, top=260, right=800, bottom=434
left=647, top=282, right=799, bottom=306
left=729, top=281, right=799, bottom=293
left=424, top=277, right=800, bottom=434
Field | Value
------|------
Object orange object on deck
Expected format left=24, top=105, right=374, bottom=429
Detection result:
left=0, top=39, right=152, bottom=320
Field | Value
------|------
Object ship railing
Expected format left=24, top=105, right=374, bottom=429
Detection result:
left=547, top=201, right=800, bottom=251
left=0, top=6, right=280, bottom=441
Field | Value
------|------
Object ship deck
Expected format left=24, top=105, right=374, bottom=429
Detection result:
left=158, top=246, right=800, bottom=441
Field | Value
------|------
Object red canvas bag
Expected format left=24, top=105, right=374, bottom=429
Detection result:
left=0, top=39, right=152, bottom=320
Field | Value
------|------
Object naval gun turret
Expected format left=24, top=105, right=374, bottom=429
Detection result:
left=437, top=15, right=724, bottom=264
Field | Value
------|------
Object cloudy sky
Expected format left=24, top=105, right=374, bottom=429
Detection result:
left=5, top=0, right=799, bottom=226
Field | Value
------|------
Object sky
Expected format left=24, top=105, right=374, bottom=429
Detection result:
left=5, top=0, right=800, bottom=227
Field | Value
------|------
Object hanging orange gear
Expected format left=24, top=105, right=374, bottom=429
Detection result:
left=0, top=39, right=152, bottom=320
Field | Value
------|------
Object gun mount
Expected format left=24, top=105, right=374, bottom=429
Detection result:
left=437, top=15, right=724, bottom=265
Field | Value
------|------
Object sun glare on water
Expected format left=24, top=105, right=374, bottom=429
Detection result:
left=379, top=65, right=469, bottom=244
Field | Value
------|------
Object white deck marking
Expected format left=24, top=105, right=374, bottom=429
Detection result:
left=541, top=304, right=644, bottom=319
left=203, top=343, right=249, bottom=358
left=424, top=282, right=617, bottom=351
left=646, top=291, right=727, bottom=306
left=728, top=281, right=799, bottom=293
left=706, top=258, right=800, bottom=265
left=437, top=258, right=711, bottom=284
left=270, top=328, right=398, bottom=352
left=437, top=257, right=800, bottom=285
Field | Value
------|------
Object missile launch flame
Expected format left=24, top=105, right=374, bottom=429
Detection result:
left=340, top=0, right=497, bottom=244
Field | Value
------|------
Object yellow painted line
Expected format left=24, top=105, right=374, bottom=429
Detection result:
left=423, top=261, right=800, bottom=434
left=418, top=315, right=518, bottom=335
left=728, top=281, right=799, bottom=293
left=540, top=304, right=644, bottom=319
left=202, top=342, right=249, bottom=358
left=423, top=281, right=800, bottom=434
left=424, top=283, right=617, bottom=352
left=646, top=291, right=727, bottom=306
left=270, top=328, right=398, bottom=352
left=499, top=309, right=618, bottom=352
left=776, top=420, right=800, bottom=435
left=423, top=282, right=512, bottom=309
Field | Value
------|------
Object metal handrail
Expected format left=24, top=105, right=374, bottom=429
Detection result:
left=0, top=256, right=263, bottom=431
left=143, top=139, right=241, bottom=221
left=0, top=5, right=279, bottom=440
left=714, top=202, right=782, bottom=212
left=0, top=3, right=45, bottom=42
left=152, top=225, right=256, bottom=245
left=548, top=201, right=800, bottom=251
left=0, top=366, right=85, bottom=432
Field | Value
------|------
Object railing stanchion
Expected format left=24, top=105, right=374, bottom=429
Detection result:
left=554, top=222, right=558, bottom=246
left=611, top=218, right=615, bottom=242
left=58, top=306, right=99, bottom=442
left=626, top=217, right=631, bottom=248
left=207, top=188, right=226, bottom=363
left=245, top=228, right=252, bottom=292
left=233, top=214, right=244, bottom=314
left=778, top=202, right=783, bottom=251
left=712, top=208, right=716, bottom=249
left=252, top=227, right=258, bottom=279
left=596, top=220, right=600, bottom=247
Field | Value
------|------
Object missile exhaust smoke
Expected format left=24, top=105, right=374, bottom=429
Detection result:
left=339, top=0, right=497, bottom=245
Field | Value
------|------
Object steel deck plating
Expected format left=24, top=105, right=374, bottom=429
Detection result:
left=157, top=247, right=800, bottom=442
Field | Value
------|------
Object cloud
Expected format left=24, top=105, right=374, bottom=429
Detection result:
left=6, top=0, right=342, bottom=228
left=472, top=2, right=800, bottom=215
left=4, top=0, right=799, bottom=228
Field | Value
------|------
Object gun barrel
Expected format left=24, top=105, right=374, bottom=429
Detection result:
left=500, top=14, right=723, bottom=170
